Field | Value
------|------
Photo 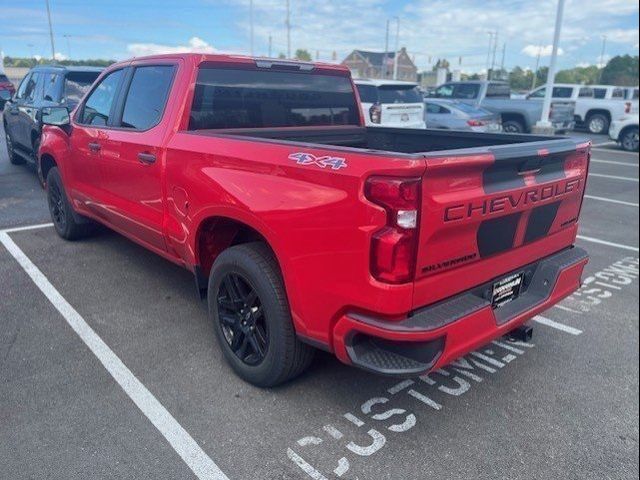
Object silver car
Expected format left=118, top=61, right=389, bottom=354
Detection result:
left=425, top=99, right=502, bottom=132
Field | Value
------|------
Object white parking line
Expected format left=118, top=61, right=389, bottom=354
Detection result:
left=533, top=315, right=583, bottom=335
left=591, top=141, right=617, bottom=148
left=2, top=222, right=54, bottom=233
left=584, top=195, right=639, bottom=207
left=577, top=235, right=640, bottom=252
left=0, top=228, right=229, bottom=480
left=590, top=159, right=638, bottom=167
left=589, top=173, right=639, bottom=182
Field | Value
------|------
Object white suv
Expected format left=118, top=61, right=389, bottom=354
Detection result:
left=354, top=79, right=426, bottom=129
left=609, top=114, right=639, bottom=152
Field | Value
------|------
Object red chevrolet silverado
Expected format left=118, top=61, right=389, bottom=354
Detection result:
left=36, top=53, right=590, bottom=387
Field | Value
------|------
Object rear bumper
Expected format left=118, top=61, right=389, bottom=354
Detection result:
left=332, top=247, right=588, bottom=376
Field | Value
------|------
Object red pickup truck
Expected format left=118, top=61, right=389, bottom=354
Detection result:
left=37, top=53, right=590, bottom=387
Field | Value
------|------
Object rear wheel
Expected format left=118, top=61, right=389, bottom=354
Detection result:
left=5, top=131, right=25, bottom=165
left=47, top=167, right=94, bottom=240
left=208, top=242, right=314, bottom=387
left=502, top=119, right=525, bottom=134
left=586, top=113, right=609, bottom=135
left=620, top=127, right=639, bottom=152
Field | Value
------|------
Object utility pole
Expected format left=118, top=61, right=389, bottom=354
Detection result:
left=490, top=30, right=499, bottom=79
left=268, top=35, right=272, bottom=57
left=536, top=0, right=566, bottom=129
left=249, top=0, right=254, bottom=56
left=486, top=31, right=495, bottom=79
left=598, top=35, right=607, bottom=81
left=500, top=42, right=506, bottom=77
left=382, top=19, right=390, bottom=79
left=392, top=16, right=399, bottom=80
left=531, top=46, right=542, bottom=90
left=45, top=0, right=56, bottom=61
left=63, top=34, right=72, bottom=59
left=285, top=0, right=291, bottom=58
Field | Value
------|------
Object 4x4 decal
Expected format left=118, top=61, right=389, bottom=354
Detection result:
left=288, top=152, right=348, bottom=170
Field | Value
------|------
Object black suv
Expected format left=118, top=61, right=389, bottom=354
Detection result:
left=3, top=65, right=103, bottom=166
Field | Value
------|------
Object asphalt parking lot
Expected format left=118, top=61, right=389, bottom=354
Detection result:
left=1, top=121, right=638, bottom=480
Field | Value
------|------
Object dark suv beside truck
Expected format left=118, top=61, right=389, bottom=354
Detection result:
left=3, top=65, right=102, bottom=166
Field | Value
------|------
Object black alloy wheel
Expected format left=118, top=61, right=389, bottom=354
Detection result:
left=217, top=272, right=269, bottom=366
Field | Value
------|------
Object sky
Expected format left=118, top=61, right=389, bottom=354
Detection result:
left=1, top=0, right=638, bottom=74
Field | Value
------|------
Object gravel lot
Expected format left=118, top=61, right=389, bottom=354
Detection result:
left=1, top=120, right=638, bottom=480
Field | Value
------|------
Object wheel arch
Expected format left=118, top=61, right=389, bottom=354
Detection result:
left=39, top=153, right=58, bottom=186
left=500, top=112, right=528, bottom=131
left=586, top=108, right=611, bottom=122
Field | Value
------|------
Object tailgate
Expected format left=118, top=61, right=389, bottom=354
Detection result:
left=550, top=100, right=575, bottom=123
left=381, top=103, right=424, bottom=125
left=413, top=138, right=590, bottom=308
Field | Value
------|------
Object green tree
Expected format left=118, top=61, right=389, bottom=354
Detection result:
left=601, top=55, right=639, bottom=86
left=294, top=49, right=312, bottom=61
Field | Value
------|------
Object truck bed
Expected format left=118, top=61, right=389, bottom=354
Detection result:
left=190, top=125, right=577, bottom=156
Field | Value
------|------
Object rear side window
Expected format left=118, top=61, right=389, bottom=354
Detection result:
left=79, top=69, right=124, bottom=126
left=121, top=65, right=175, bottom=130
left=552, top=87, right=573, bottom=98
left=377, top=85, right=422, bottom=104
left=486, top=83, right=510, bottom=98
left=356, top=84, right=378, bottom=103
left=593, top=88, right=607, bottom=99
left=43, top=73, right=62, bottom=102
left=435, top=83, right=480, bottom=100
left=578, top=87, right=593, bottom=98
left=189, top=67, right=360, bottom=130
left=64, top=71, right=101, bottom=103
left=611, top=88, right=625, bottom=98
left=425, top=102, right=449, bottom=114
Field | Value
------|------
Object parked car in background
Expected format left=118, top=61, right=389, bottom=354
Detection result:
left=527, top=83, right=637, bottom=134
left=0, top=73, right=16, bottom=109
left=424, top=99, right=502, bottom=132
left=427, top=80, right=575, bottom=134
left=3, top=65, right=102, bottom=166
left=355, top=79, right=425, bottom=129
left=609, top=114, right=639, bottom=152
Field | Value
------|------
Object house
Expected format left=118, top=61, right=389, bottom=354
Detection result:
left=341, top=48, right=418, bottom=82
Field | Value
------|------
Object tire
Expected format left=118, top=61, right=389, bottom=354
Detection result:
left=208, top=242, right=314, bottom=387
left=5, top=130, right=25, bottom=165
left=620, top=127, right=639, bottom=152
left=586, top=113, right=609, bottom=135
left=502, top=119, right=525, bottom=134
left=46, top=167, right=94, bottom=240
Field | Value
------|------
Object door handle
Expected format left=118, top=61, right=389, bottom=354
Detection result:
left=138, top=152, right=156, bottom=165
left=88, top=142, right=101, bottom=152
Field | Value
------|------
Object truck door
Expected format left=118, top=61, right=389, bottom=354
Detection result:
left=95, top=64, right=176, bottom=252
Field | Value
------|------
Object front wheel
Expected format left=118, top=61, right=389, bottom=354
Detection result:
left=502, top=119, right=525, bottom=134
left=620, top=127, right=639, bottom=152
left=208, top=242, right=314, bottom=387
left=47, top=167, right=94, bottom=240
left=587, top=113, right=609, bottom=135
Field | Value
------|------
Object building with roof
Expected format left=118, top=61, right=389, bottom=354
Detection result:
left=341, top=48, right=418, bottom=82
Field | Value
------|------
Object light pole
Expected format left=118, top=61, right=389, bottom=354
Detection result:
left=249, top=0, right=254, bottom=56
left=285, top=0, right=291, bottom=58
left=392, top=16, right=399, bottom=80
left=486, top=31, right=495, bottom=78
left=382, top=19, right=390, bottom=79
left=45, top=0, right=56, bottom=61
left=531, top=46, right=542, bottom=90
left=598, top=35, right=607, bottom=81
left=536, top=0, right=566, bottom=130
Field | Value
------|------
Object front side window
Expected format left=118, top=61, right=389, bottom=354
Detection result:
left=79, top=69, right=124, bottom=126
left=529, top=88, right=546, bottom=99
left=64, top=71, right=101, bottom=103
left=121, top=65, right=175, bottom=130
left=16, top=73, right=32, bottom=99
left=189, top=67, right=360, bottom=130
left=43, top=73, right=62, bottom=102
left=23, top=73, right=40, bottom=101
left=486, top=83, right=510, bottom=98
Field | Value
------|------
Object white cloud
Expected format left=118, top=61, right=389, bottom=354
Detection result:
left=603, top=28, right=640, bottom=44
left=522, top=45, right=565, bottom=58
left=54, top=52, right=67, bottom=61
left=127, top=37, right=217, bottom=57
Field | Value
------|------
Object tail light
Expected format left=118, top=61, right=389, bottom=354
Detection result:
left=467, top=119, right=487, bottom=127
left=625, top=102, right=632, bottom=114
left=365, top=176, right=421, bottom=284
left=369, top=104, right=382, bottom=124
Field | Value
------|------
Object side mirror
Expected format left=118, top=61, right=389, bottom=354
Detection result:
left=42, top=106, right=70, bottom=126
